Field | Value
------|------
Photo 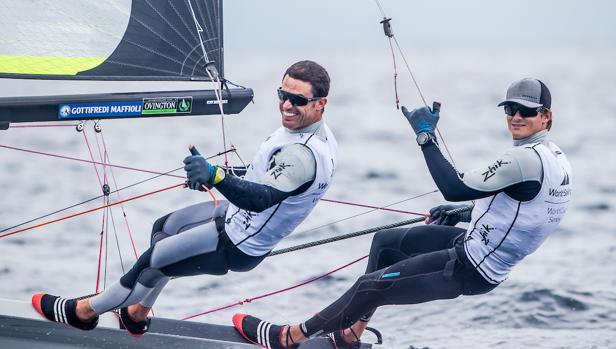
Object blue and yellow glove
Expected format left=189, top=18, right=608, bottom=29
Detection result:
left=401, top=102, right=441, bottom=136
left=183, top=146, right=225, bottom=191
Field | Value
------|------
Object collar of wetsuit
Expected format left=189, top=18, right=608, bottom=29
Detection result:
left=513, top=129, right=548, bottom=147
left=287, top=119, right=323, bottom=134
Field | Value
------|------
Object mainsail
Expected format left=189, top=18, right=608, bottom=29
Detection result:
left=0, top=0, right=253, bottom=128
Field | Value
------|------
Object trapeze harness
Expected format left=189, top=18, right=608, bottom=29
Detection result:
left=89, top=121, right=337, bottom=314
left=299, top=130, right=573, bottom=336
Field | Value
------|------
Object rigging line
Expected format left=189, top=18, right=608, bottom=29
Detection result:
left=373, top=0, right=427, bottom=107
left=374, top=0, right=387, bottom=17
left=108, top=203, right=126, bottom=275
left=0, top=182, right=186, bottom=239
left=100, top=131, right=139, bottom=260
left=211, top=75, right=230, bottom=167
left=101, top=131, right=139, bottom=260
left=99, top=153, right=128, bottom=281
left=293, top=189, right=439, bottom=238
left=0, top=147, right=235, bottom=234
left=389, top=35, right=427, bottom=108
left=103, top=201, right=110, bottom=291
left=187, top=0, right=231, bottom=166
left=387, top=36, right=400, bottom=109
left=0, top=145, right=429, bottom=236
left=97, top=133, right=128, bottom=273
left=95, top=209, right=105, bottom=294
left=0, top=144, right=237, bottom=179
left=91, top=129, right=113, bottom=292
left=269, top=205, right=473, bottom=256
left=391, top=36, right=458, bottom=169
left=82, top=129, right=103, bottom=187
left=320, top=198, right=428, bottom=216
left=373, top=1, right=458, bottom=170
left=181, top=254, right=368, bottom=320
left=0, top=166, right=186, bottom=234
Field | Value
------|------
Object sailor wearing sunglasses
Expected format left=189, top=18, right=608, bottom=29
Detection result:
left=33, top=60, right=338, bottom=336
left=231, top=78, right=573, bottom=348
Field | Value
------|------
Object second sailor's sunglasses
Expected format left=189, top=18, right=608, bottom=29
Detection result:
left=277, top=88, right=322, bottom=107
left=503, top=103, right=549, bottom=118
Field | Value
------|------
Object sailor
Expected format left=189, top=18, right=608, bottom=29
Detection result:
left=32, top=60, right=338, bottom=335
left=233, top=78, right=573, bottom=348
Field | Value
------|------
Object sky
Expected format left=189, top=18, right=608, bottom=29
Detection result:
left=224, top=0, right=616, bottom=49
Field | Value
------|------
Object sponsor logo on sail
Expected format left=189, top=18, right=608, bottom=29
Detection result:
left=142, top=97, right=193, bottom=115
left=58, top=102, right=142, bottom=119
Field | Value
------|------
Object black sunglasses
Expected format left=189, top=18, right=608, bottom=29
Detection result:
left=277, top=88, right=321, bottom=107
left=503, top=103, right=548, bottom=118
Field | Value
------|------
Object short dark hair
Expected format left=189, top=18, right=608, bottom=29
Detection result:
left=283, top=60, right=330, bottom=98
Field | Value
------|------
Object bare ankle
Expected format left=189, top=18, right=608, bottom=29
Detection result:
left=75, top=299, right=97, bottom=321
left=128, top=304, right=150, bottom=322
left=343, top=322, right=368, bottom=343
left=279, top=325, right=307, bottom=348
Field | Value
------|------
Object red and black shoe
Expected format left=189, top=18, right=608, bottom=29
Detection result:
left=232, top=313, right=297, bottom=349
left=118, top=307, right=150, bottom=337
left=31, top=293, right=99, bottom=331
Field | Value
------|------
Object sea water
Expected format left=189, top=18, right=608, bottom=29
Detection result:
left=1, top=47, right=615, bottom=348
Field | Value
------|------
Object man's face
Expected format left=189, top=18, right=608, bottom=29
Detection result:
left=278, top=75, right=327, bottom=130
left=506, top=107, right=552, bottom=139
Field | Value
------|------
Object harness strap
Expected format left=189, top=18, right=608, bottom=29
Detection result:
left=443, top=247, right=458, bottom=279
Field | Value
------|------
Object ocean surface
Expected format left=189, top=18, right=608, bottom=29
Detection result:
left=1, top=46, right=615, bottom=349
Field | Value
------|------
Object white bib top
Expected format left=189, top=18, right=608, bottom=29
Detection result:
left=463, top=141, right=573, bottom=284
left=225, top=123, right=338, bottom=256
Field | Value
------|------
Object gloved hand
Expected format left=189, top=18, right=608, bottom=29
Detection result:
left=427, top=204, right=471, bottom=226
left=401, top=102, right=441, bottom=135
left=183, top=146, right=218, bottom=191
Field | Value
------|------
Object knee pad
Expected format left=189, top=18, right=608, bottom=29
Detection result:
left=151, top=213, right=172, bottom=246
left=355, top=270, right=390, bottom=292
left=137, top=268, right=167, bottom=288
left=121, top=248, right=153, bottom=288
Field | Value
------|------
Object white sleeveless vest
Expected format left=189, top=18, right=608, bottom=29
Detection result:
left=463, top=141, right=573, bottom=284
left=225, top=123, right=337, bottom=256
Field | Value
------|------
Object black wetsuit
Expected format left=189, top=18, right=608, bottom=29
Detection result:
left=300, top=131, right=550, bottom=336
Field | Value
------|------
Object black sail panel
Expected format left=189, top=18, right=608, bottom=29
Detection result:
left=81, top=0, right=223, bottom=80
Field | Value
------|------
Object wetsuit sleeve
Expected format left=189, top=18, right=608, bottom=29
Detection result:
left=421, top=142, right=542, bottom=202
left=461, top=147, right=543, bottom=193
left=215, top=144, right=316, bottom=212
left=259, top=143, right=317, bottom=192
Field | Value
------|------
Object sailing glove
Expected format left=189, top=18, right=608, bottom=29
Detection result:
left=401, top=102, right=440, bottom=135
left=183, top=146, right=225, bottom=191
left=428, top=204, right=472, bottom=226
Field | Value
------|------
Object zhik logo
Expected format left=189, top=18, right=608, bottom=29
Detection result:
left=482, top=159, right=510, bottom=182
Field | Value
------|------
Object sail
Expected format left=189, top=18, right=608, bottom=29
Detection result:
left=0, top=0, right=224, bottom=80
left=0, top=0, right=252, bottom=127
